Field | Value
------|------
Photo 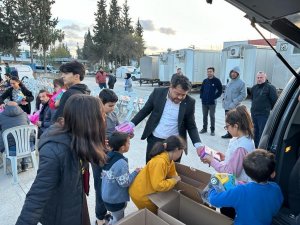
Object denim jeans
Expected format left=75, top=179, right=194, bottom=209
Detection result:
left=91, top=163, right=107, bottom=220
left=99, top=83, right=107, bottom=89
left=252, top=114, right=268, bottom=148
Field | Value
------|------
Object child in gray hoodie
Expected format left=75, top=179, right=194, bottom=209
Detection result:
left=101, top=132, right=140, bottom=224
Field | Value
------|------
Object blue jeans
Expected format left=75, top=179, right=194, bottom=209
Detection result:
left=99, top=83, right=107, bottom=89
left=91, top=163, right=107, bottom=220
left=252, top=114, right=268, bottom=148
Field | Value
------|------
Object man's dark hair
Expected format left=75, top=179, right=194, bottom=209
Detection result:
left=38, top=89, right=48, bottom=94
left=99, top=89, right=118, bottom=104
left=109, top=132, right=129, bottom=151
left=243, top=149, right=276, bottom=183
left=59, top=61, right=85, bottom=81
left=170, top=74, right=191, bottom=91
left=207, top=67, right=215, bottom=72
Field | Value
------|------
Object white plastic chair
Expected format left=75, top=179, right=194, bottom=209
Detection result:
left=2, top=125, right=38, bottom=184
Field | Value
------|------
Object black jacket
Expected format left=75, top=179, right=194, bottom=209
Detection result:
left=52, top=83, right=90, bottom=122
left=131, top=88, right=201, bottom=153
left=39, top=101, right=55, bottom=136
left=200, top=76, right=223, bottom=105
left=16, top=127, right=84, bottom=225
left=250, top=82, right=278, bottom=116
left=0, top=85, right=34, bottom=114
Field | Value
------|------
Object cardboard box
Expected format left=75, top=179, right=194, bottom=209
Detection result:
left=149, top=191, right=233, bottom=225
left=116, top=208, right=170, bottom=225
left=175, top=163, right=211, bottom=203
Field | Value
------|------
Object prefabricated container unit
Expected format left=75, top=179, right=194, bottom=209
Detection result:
left=140, top=56, right=159, bottom=81
left=272, top=39, right=300, bottom=90
left=158, top=51, right=175, bottom=83
left=220, top=44, right=276, bottom=89
left=173, top=49, right=221, bottom=85
left=158, top=49, right=221, bottom=85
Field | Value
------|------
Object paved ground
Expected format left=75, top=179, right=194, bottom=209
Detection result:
left=0, top=77, right=251, bottom=224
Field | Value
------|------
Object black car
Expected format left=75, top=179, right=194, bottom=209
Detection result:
left=215, top=0, right=300, bottom=224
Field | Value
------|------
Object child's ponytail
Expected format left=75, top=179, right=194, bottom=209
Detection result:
left=149, top=135, right=186, bottom=160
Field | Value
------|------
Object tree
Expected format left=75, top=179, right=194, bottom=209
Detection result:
left=82, top=29, right=97, bottom=63
left=93, top=0, right=109, bottom=63
left=76, top=43, right=83, bottom=59
left=121, top=0, right=133, bottom=34
left=33, top=0, right=64, bottom=72
left=135, top=18, right=143, bottom=38
left=134, top=18, right=145, bottom=62
left=49, top=42, right=71, bottom=58
left=17, top=0, right=39, bottom=64
left=0, top=0, right=22, bottom=62
left=107, top=0, right=121, bottom=63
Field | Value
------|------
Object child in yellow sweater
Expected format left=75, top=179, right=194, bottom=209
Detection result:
left=129, top=135, right=185, bottom=213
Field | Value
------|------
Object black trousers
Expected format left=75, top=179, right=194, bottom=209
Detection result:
left=146, top=134, right=182, bottom=163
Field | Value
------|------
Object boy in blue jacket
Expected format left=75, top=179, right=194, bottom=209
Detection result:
left=208, top=149, right=283, bottom=225
left=102, top=132, right=140, bottom=224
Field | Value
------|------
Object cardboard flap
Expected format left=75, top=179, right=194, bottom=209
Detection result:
left=175, top=163, right=211, bottom=183
left=148, top=190, right=179, bottom=208
left=116, top=209, right=170, bottom=225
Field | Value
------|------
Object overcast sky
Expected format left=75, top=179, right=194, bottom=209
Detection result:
left=50, top=0, right=274, bottom=56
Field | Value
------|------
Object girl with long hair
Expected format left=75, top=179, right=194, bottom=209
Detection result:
left=16, top=95, right=107, bottom=225
left=0, top=76, right=34, bottom=114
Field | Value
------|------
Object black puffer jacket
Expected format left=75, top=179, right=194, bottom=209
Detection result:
left=16, top=127, right=84, bottom=225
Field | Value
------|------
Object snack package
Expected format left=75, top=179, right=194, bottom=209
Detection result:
left=115, top=122, right=134, bottom=134
left=200, top=173, right=236, bottom=205
left=198, top=146, right=221, bottom=161
left=16, top=91, right=25, bottom=102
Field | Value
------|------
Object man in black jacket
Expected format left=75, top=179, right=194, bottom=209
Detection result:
left=131, top=74, right=204, bottom=163
left=52, top=61, right=90, bottom=122
left=36, top=90, right=54, bottom=137
left=251, top=71, right=278, bottom=147
left=199, top=67, right=222, bottom=136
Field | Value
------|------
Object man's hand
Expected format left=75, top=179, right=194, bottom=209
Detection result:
left=36, top=121, right=42, bottom=127
left=196, top=146, right=205, bottom=157
left=0, top=104, right=5, bottom=110
left=20, top=100, right=28, bottom=105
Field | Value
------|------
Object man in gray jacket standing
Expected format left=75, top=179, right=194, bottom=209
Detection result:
left=221, top=66, right=246, bottom=138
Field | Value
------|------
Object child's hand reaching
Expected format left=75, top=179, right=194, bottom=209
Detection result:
left=216, top=152, right=225, bottom=161
left=135, top=167, right=142, bottom=173
left=200, top=155, right=213, bottom=164
left=172, top=175, right=181, bottom=183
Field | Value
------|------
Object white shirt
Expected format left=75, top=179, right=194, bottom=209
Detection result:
left=153, top=96, right=179, bottom=139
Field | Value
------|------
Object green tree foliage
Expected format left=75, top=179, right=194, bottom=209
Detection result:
left=76, top=43, right=83, bottom=60
left=0, top=0, right=22, bottom=61
left=49, top=42, right=71, bottom=58
left=82, top=29, right=98, bottom=63
left=92, top=0, right=145, bottom=66
left=33, top=0, right=64, bottom=71
left=18, top=0, right=38, bottom=63
left=121, top=0, right=133, bottom=34
left=93, top=0, right=109, bottom=63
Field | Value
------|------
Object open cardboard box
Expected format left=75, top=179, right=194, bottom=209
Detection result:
left=175, top=163, right=211, bottom=203
left=149, top=190, right=233, bottom=225
left=116, top=208, right=170, bottom=225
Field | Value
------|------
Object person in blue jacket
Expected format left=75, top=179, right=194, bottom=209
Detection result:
left=199, top=67, right=222, bottom=136
left=208, top=149, right=283, bottom=225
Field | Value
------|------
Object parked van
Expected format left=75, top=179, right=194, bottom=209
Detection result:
left=221, top=0, right=300, bottom=224
left=0, top=64, right=34, bottom=80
